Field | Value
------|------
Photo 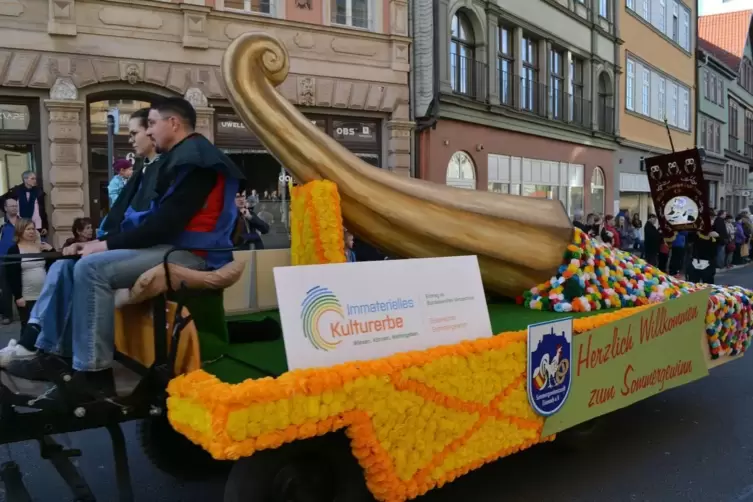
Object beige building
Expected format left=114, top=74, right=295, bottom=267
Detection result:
left=0, top=0, right=412, bottom=245
left=616, top=0, right=697, bottom=222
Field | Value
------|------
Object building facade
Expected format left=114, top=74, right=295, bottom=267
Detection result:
left=696, top=44, right=736, bottom=210
left=616, top=0, right=696, bottom=224
left=0, top=0, right=412, bottom=245
left=412, top=0, right=621, bottom=218
left=699, top=10, right=753, bottom=216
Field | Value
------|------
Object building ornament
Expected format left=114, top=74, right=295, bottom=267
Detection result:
left=49, top=77, right=78, bottom=100
left=184, top=87, right=209, bottom=108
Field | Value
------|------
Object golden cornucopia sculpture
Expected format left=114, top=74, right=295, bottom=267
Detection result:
left=221, top=32, right=573, bottom=297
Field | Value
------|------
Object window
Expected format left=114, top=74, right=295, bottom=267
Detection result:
left=709, top=73, right=717, bottom=104
left=599, top=0, right=609, bottom=19
left=450, top=13, right=475, bottom=96
left=701, top=118, right=721, bottom=154
left=716, top=79, right=723, bottom=107
left=700, top=117, right=707, bottom=149
left=570, top=58, right=584, bottom=123
left=658, top=77, right=666, bottom=120
left=680, top=7, right=690, bottom=51
left=680, top=88, right=689, bottom=130
left=669, top=83, right=678, bottom=126
left=487, top=155, right=584, bottom=217
left=521, top=35, right=537, bottom=112
left=446, top=151, right=476, bottom=190
left=498, top=26, right=514, bottom=106
left=626, top=60, right=635, bottom=111
left=626, top=56, right=690, bottom=130
left=671, top=1, right=679, bottom=43
left=550, top=49, right=565, bottom=120
left=658, top=0, right=666, bottom=32
left=627, top=0, right=690, bottom=52
left=591, top=167, right=605, bottom=215
left=743, top=58, right=753, bottom=94
left=331, top=0, right=369, bottom=28
left=703, top=69, right=709, bottom=99
left=729, top=101, right=739, bottom=153
left=746, top=111, right=753, bottom=158
left=225, top=0, right=273, bottom=14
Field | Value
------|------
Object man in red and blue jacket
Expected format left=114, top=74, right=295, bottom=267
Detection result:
left=8, top=97, right=243, bottom=405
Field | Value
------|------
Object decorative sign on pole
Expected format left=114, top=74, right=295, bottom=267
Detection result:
left=644, top=147, right=711, bottom=236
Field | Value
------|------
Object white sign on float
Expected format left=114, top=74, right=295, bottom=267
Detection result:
left=274, top=256, right=493, bottom=370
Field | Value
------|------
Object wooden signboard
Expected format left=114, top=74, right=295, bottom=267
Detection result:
left=645, top=148, right=711, bottom=236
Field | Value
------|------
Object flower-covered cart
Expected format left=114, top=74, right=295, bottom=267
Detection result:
left=162, top=32, right=753, bottom=502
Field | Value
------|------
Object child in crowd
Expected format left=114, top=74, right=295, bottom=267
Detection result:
left=345, top=230, right=356, bottom=262
left=108, top=158, right=134, bottom=207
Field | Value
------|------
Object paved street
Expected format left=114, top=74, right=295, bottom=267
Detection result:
left=2, top=266, right=753, bottom=501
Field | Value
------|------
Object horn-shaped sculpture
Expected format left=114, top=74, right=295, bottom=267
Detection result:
left=222, top=33, right=574, bottom=298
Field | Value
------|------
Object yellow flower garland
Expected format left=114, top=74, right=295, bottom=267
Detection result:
left=289, top=180, right=346, bottom=265
left=167, top=306, right=647, bottom=502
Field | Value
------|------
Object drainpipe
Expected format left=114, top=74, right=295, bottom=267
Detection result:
left=413, top=0, right=441, bottom=178
left=694, top=14, right=700, bottom=151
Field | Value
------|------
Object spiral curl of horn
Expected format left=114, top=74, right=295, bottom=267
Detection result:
left=222, top=33, right=574, bottom=298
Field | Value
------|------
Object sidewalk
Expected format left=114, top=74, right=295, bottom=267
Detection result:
left=717, top=261, right=753, bottom=274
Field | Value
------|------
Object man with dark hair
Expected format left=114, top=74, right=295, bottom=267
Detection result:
left=0, top=107, right=167, bottom=375
left=4, top=98, right=242, bottom=406
left=0, top=171, right=49, bottom=237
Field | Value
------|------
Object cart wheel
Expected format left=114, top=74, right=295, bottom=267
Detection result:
left=554, top=417, right=606, bottom=452
left=223, top=432, right=373, bottom=502
left=139, top=415, right=231, bottom=480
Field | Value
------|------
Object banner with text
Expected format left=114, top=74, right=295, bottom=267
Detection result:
left=274, top=256, right=493, bottom=370
left=542, top=289, right=711, bottom=436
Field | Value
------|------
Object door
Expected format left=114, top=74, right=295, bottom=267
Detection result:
left=88, top=147, right=132, bottom=227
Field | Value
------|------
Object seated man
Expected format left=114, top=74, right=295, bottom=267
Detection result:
left=4, top=97, right=242, bottom=404
left=0, top=107, right=164, bottom=371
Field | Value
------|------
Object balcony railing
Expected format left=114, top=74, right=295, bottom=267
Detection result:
left=451, top=55, right=488, bottom=101
left=516, top=76, right=593, bottom=129
left=730, top=135, right=739, bottom=153
left=448, top=62, right=619, bottom=134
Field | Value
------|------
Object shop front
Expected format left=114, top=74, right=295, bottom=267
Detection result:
left=419, top=119, right=615, bottom=217
left=214, top=109, right=384, bottom=197
left=0, top=97, right=42, bottom=194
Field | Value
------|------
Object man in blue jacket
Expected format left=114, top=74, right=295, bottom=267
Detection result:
left=3, top=98, right=243, bottom=406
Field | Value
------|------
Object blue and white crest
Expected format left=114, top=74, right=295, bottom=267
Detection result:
left=527, top=318, right=573, bottom=417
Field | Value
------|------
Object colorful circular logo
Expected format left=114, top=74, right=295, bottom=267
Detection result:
left=300, top=286, right=344, bottom=351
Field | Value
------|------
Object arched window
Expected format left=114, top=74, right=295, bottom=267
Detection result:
left=446, top=151, right=476, bottom=190
left=451, top=12, right=475, bottom=96
left=597, top=72, right=614, bottom=134
left=590, top=166, right=605, bottom=214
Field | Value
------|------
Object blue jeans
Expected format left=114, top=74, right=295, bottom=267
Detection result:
left=716, top=245, right=726, bottom=269
left=32, top=259, right=76, bottom=357
left=36, top=246, right=204, bottom=371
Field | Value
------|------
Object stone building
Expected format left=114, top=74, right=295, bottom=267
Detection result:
left=411, top=0, right=621, bottom=218
left=0, top=0, right=412, bottom=245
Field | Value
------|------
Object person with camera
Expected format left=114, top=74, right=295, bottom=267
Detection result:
left=233, top=191, right=270, bottom=250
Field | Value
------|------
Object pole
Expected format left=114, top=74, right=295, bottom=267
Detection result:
left=664, top=117, right=675, bottom=153
left=106, top=114, right=115, bottom=180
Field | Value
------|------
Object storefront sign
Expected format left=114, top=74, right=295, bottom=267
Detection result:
left=274, top=256, right=492, bottom=370
left=645, top=148, right=712, bottom=236
left=0, top=106, right=30, bottom=131
left=333, top=120, right=378, bottom=144
left=542, top=289, right=710, bottom=436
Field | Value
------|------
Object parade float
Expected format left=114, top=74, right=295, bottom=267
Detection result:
left=0, top=31, right=751, bottom=502
left=161, top=32, right=753, bottom=502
